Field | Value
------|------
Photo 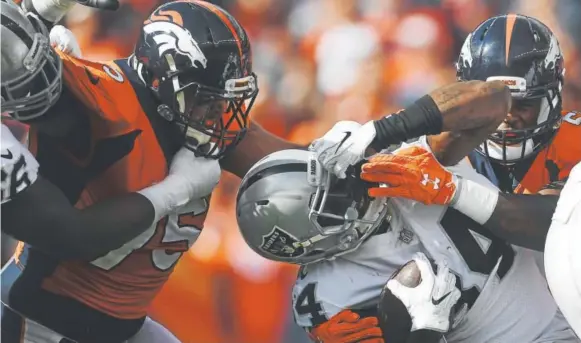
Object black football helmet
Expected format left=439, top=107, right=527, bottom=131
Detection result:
left=456, top=14, right=565, bottom=165
left=132, top=0, right=258, bottom=159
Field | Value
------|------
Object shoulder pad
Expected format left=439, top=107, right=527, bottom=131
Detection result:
left=561, top=110, right=581, bottom=127
left=547, top=111, right=581, bottom=173
left=56, top=50, right=140, bottom=127
left=1, top=124, right=39, bottom=203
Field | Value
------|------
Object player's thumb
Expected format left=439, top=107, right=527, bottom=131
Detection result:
left=386, top=279, right=410, bottom=302
left=170, top=148, right=221, bottom=198
left=49, top=25, right=82, bottom=58
left=336, top=310, right=361, bottom=323
left=190, top=157, right=221, bottom=197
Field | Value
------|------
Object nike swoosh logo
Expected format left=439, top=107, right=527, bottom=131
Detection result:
left=432, top=291, right=452, bottom=305
left=335, top=131, right=352, bottom=153
left=1, top=150, right=13, bottom=159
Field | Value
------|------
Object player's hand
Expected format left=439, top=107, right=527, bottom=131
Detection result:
left=360, top=146, right=457, bottom=205
left=309, top=121, right=376, bottom=181
left=73, top=0, right=118, bottom=10
left=309, top=310, right=384, bottom=343
left=169, top=147, right=221, bottom=202
left=49, top=25, right=82, bottom=57
left=387, top=253, right=460, bottom=333
left=50, top=0, right=118, bottom=10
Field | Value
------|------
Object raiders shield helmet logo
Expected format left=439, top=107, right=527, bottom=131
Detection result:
left=260, top=226, right=305, bottom=258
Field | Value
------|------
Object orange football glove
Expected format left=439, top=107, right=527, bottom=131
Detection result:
left=309, top=310, right=384, bottom=343
left=360, top=146, right=457, bottom=205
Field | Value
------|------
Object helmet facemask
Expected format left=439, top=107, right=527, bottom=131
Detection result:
left=455, top=18, right=566, bottom=166
left=1, top=14, right=62, bottom=121
left=298, top=162, right=388, bottom=263
left=175, top=73, right=257, bottom=159
left=478, top=74, right=563, bottom=165
left=153, top=61, right=258, bottom=159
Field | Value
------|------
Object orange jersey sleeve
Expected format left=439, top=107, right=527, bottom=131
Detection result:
left=56, top=50, right=141, bottom=132
left=515, top=111, right=581, bottom=194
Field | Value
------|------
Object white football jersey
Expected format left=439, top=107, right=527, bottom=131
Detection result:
left=293, top=137, right=561, bottom=343
left=545, top=161, right=581, bottom=338
left=1, top=124, right=39, bottom=204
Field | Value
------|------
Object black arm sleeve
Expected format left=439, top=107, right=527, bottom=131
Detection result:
left=370, top=95, right=443, bottom=151
left=1, top=175, right=155, bottom=260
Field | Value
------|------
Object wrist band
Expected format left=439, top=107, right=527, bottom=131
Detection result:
left=451, top=177, right=499, bottom=225
left=371, top=95, right=444, bottom=151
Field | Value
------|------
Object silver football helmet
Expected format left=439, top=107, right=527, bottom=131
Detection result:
left=1, top=0, right=62, bottom=121
left=236, top=149, right=388, bottom=265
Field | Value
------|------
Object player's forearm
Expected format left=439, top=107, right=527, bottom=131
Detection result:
left=371, top=81, right=511, bottom=151
left=450, top=178, right=557, bottom=251
left=67, top=193, right=157, bottom=259
left=432, top=80, right=511, bottom=133
left=483, top=193, right=557, bottom=251
left=220, top=122, right=305, bottom=178
left=1, top=177, right=156, bottom=260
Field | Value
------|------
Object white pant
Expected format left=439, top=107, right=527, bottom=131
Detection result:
left=531, top=310, right=580, bottom=343
left=545, top=219, right=581, bottom=339
left=545, top=162, right=581, bottom=339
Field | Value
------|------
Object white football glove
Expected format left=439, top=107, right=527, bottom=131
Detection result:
left=387, top=252, right=461, bottom=333
left=138, top=147, right=221, bottom=221
left=22, top=0, right=118, bottom=24
left=49, top=25, right=82, bottom=58
left=309, top=120, right=376, bottom=181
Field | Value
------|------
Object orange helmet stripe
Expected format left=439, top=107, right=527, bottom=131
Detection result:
left=505, top=14, right=517, bottom=65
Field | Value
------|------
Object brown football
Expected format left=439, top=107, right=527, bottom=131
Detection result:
left=392, top=260, right=422, bottom=287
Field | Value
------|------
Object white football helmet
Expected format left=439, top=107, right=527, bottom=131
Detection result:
left=1, top=0, right=62, bottom=121
left=236, top=149, right=388, bottom=265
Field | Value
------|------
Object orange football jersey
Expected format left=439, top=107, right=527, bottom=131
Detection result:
left=514, top=111, right=581, bottom=193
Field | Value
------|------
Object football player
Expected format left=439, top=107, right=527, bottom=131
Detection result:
left=315, top=14, right=580, bottom=252
left=0, top=0, right=533, bottom=341
left=544, top=161, right=581, bottom=337
left=340, top=14, right=581, bottom=338
left=236, top=145, right=578, bottom=343
left=0, top=2, right=218, bottom=342
left=0, top=7, right=215, bottom=260
left=1, top=0, right=255, bottom=341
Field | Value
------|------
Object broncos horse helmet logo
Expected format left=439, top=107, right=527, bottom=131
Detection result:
left=143, top=20, right=208, bottom=70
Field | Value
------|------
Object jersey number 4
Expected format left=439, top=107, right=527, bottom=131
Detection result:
left=295, top=283, right=328, bottom=327
left=440, top=208, right=515, bottom=310
left=90, top=198, right=208, bottom=271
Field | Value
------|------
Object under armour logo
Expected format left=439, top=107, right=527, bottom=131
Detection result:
left=421, top=173, right=440, bottom=190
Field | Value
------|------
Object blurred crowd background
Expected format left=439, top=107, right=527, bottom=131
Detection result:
left=2, top=0, right=581, bottom=342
